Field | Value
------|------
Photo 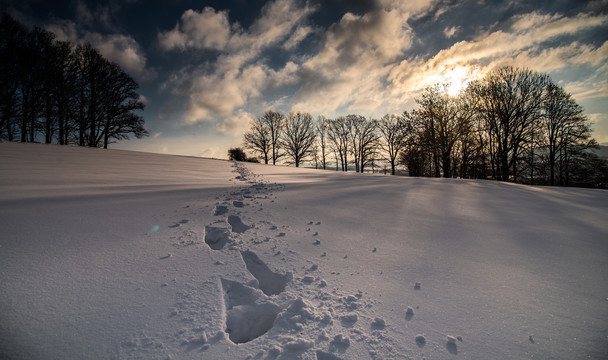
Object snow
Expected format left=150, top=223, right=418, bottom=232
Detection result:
left=1, top=142, right=608, bottom=359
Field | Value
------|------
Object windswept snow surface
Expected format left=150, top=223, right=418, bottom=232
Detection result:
left=1, top=142, right=607, bottom=360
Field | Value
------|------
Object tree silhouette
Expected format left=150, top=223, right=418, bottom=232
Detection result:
left=379, top=114, right=410, bottom=175
left=281, top=112, right=316, bottom=167
left=470, top=66, right=549, bottom=182
left=0, top=13, right=147, bottom=147
left=228, top=147, right=248, bottom=161
left=243, top=115, right=272, bottom=164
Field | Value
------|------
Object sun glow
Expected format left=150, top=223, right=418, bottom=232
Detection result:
left=443, top=66, right=472, bottom=96
left=424, top=66, right=476, bottom=97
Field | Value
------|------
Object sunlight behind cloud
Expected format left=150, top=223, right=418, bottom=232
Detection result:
left=436, top=66, right=474, bottom=96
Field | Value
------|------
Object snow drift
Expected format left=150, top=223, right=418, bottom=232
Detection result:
left=0, top=142, right=607, bottom=360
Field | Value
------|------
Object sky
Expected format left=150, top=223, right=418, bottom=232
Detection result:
left=3, top=0, right=608, bottom=158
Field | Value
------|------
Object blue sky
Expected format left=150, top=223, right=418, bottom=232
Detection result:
left=4, top=0, right=608, bottom=158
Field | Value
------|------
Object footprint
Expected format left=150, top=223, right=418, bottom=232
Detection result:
left=371, top=317, right=386, bottom=330
left=221, top=279, right=281, bottom=344
left=169, top=219, right=189, bottom=228
left=329, top=334, right=350, bottom=352
left=213, top=205, right=228, bottom=216
left=227, top=215, right=252, bottom=233
left=405, top=307, right=414, bottom=321
left=204, top=226, right=231, bottom=250
left=415, top=334, right=426, bottom=348
left=339, top=313, right=358, bottom=327
left=240, top=250, right=291, bottom=296
left=446, top=340, right=458, bottom=355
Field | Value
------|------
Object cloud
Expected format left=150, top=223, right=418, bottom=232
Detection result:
left=588, top=113, right=608, bottom=143
left=85, top=33, right=151, bottom=79
left=45, top=20, right=153, bottom=80
left=564, top=67, right=608, bottom=101
left=443, top=26, right=459, bottom=38
left=215, top=110, right=255, bottom=136
left=283, top=25, right=314, bottom=49
left=236, top=0, right=316, bottom=49
left=293, top=8, right=415, bottom=113
left=387, top=11, right=608, bottom=105
left=138, top=94, right=149, bottom=105
left=161, top=0, right=314, bottom=126
left=183, top=61, right=299, bottom=125
left=45, top=20, right=79, bottom=42
left=158, top=7, right=231, bottom=51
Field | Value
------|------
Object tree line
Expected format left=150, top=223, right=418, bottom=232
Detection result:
left=240, top=66, right=607, bottom=188
left=0, top=13, right=147, bottom=148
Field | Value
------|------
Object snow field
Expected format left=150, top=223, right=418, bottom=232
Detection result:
left=1, top=142, right=608, bottom=359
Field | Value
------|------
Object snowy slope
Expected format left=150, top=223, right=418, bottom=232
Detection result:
left=1, top=142, right=607, bottom=360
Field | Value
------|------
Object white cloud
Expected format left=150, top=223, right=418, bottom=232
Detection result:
left=158, top=7, right=230, bottom=51
left=283, top=25, right=314, bottom=49
left=215, top=110, right=255, bottom=136
left=293, top=9, right=414, bottom=113
left=443, top=26, right=459, bottom=38
left=184, top=61, right=299, bottom=125
left=86, top=33, right=151, bottom=78
left=238, top=0, right=315, bottom=49
left=162, top=0, right=314, bottom=126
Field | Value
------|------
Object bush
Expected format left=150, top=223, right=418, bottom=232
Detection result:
left=228, top=147, right=248, bottom=161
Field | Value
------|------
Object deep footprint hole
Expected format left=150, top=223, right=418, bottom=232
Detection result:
left=240, top=250, right=291, bottom=296
left=225, top=303, right=281, bottom=344
left=204, top=226, right=230, bottom=250
left=221, top=279, right=281, bottom=344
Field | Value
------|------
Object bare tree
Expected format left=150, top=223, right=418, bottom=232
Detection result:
left=243, top=116, right=272, bottom=164
left=406, top=85, right=473, bottom=177
left=470, top=66, right=549, bottom=182
left=347, top=115, right=378, bottom=173
left=0, top=14, right=147, bottom=147
left=378, top=114, right=410, bottom=175
left=316, top=115, right=329, bottom=170
left=326, top=116, right=352, bottom=171
left=281, top=111, right=316, bottom=167
left=542, top=82, right=585, bottom=186
left=558, top=110, right=596, bottom=186
left=0, top=13, right=27, bottom=141
left=18, top=27, right=49, bottom=142
left=261, top=110, right=284, bottom=165
left=102, top=62, right=147, bottom=148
